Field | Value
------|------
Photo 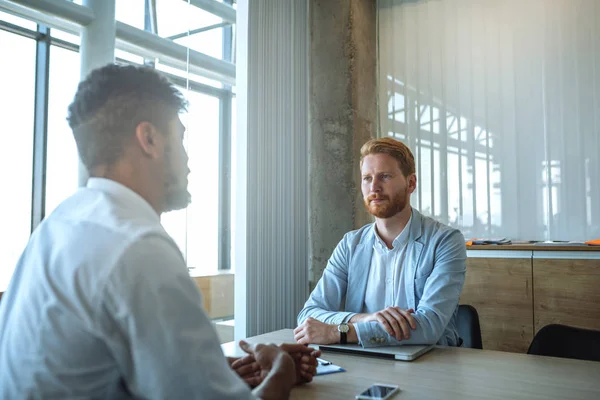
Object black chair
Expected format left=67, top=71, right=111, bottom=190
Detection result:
left=457, top=304, right=483, bottom=349
left=527, top=324, right=600, bottom=362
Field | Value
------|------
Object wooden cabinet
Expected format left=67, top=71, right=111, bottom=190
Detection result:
left=533, top=255, right=600, bottom=334
left=462, top=249, right=600, bottom=354
left=193, top=274, right=234, bottom=319
left=461, top=256, right=533, bottom=353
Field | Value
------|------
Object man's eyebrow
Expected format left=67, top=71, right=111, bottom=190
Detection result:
left=363, top=171, right=394, bottom=175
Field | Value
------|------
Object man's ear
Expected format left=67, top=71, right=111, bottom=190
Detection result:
left=134, top=121, right=162, bottom=158
left=408, top=174, right=417, bottom=194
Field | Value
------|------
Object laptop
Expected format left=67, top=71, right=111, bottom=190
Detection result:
left=316, top=343, right=434, bottom=361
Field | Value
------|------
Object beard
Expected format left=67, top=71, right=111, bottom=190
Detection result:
left=364, top=189, right=408, bottom=219
left=164, top=186, right=191, bottom=212
left=163, top=150, right=191, bottom=213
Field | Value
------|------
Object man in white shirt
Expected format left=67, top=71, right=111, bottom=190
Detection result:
left=0, top=64, right=317, bottom=399
left=295, top=138, right=466, bottom=348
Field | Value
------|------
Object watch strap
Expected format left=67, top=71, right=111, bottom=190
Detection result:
left=340, top=331, right=347, bottom=344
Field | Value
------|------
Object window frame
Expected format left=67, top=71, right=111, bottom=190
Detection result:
left=0, top=4, right=234, bottom=272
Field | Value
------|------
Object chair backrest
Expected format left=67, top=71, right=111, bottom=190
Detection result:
left=457, top=304, right=483, bottom=349
left=527, top=324, right=600, bottom=362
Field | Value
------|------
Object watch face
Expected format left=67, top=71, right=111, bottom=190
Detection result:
left=338, top=323, right=350, bottom=333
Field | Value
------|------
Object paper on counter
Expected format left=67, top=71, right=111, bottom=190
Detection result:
left=316, top=363, right=345, bottom=376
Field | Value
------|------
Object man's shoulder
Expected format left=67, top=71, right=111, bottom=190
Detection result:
left=341, top=223, right=375, bottom=246
left=106, top=232, right=187, bottom=288
left=414, top=211, right=466, bottom=252
left=419, top=213, right=462, bottom=236
left=48, top=187, right=167, bottom=241
left=33, top=189, right=177, bottom=285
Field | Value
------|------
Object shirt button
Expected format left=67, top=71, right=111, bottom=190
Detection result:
left=386, top=279, right=392, bottom=284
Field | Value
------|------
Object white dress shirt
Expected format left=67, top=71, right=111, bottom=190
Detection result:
left=363, top=214, right=412, bottom=314
left=0, top=178, right=255, bottom=399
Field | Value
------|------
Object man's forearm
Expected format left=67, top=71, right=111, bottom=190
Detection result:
left=347, top=323, right=359, bottom=343
left=252, top=355, right=295, bottom=400
left=347, top=314, right=370, bottom=344
left=349, top=313, right=369, bottom=324
left=298, top=307, right=357, bottom=326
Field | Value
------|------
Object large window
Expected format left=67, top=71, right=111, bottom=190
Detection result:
left=379, top=0, right=600, bottom=241
left=162, top=90, right=221, bottom=274
left=153, top=0, right=229, bottom=60
left=0, top=29, right=36, bottom=291
left=45, top=45, right=80, bottom=216
left=0, top=2, right=236, bottom=297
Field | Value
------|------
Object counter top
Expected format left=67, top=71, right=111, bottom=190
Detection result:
left=467, top=244, right=600, bottom=251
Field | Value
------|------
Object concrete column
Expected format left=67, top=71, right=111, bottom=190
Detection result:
left=309, top=0, right=377, bottom=286
left=79, top=0, right=116, bottom=186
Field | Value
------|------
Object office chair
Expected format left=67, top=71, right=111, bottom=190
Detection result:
left=527, top=324, right=600, bottom=362
left=457, top=304, right=483, bottom=349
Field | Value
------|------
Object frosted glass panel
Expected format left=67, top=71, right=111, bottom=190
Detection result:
left=378, top=0, right=600, bottom=241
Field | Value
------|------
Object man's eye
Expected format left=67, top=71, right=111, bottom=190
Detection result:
left=363, top=176, right=371, bottom=182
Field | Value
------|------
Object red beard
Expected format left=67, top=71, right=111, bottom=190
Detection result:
left=364, top=191, right=408, bottom=218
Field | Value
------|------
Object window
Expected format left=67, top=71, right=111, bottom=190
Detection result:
left=155, top=0, right=224, bottom=59
left=379, top=0, right=600, bottom=241
left=162, top=90, right=221, bottom=274
left=0, top=30, right=36, bottom=291
left=45, top=44, right=81, bottom=216
left=116, top=0, right=145, bottom=30
left=0, top=5, right=237, bottom=341
left=0, top=11, right=36, bottom=30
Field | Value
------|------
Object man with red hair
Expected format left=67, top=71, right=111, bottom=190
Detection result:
left=295, top=137, right=466, bottom=348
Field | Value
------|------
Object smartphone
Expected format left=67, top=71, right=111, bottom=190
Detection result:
left=355, top=384, right=400, bottom=400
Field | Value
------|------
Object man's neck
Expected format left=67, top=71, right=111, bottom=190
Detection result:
left=375, top=206, right=412, bottom=249
left=90, top=162, right=162, bottom=215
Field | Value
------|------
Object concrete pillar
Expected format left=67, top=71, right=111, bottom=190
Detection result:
left=79, top=0, right=116, bottom=186
left=309, top=0, right=377, bottom=286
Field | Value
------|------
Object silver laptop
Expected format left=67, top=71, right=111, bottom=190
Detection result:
left=316, top=343, right=434, bottom=361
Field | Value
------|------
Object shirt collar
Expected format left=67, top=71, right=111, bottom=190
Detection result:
left=373, top=212, right=413, bottom=250
left=86, top=178, right=160, bottom=223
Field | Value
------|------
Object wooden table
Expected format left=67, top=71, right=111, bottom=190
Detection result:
left=222, top=329, right=600, bottom=400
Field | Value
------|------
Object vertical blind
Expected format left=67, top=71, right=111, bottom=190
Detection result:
left=378, top=0, right=600, bottom=241
left=237, top=0, right=309, bottom=337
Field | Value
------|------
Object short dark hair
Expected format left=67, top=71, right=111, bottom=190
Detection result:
left=67, top=63, right=187, bottom=171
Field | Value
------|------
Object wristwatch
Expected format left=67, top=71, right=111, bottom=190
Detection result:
left=338, top=323, right=350, bottom=344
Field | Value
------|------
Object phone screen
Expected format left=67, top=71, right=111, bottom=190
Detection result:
left=359, top=384, right=398, bottom=399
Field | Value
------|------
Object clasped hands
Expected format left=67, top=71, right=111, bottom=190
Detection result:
left=293, top=307, right=417, bottom=345
left=229, top=341, right=321, bottom=388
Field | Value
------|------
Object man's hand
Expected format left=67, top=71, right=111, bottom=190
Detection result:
left=293, top=317, right=339, bottom=345
left=279, top=343, right=321, bottom=384
left=239, top=340, right=296, bottom=399
left=238, top=341, right=294, bottom=376
left=229, top=355, right=262, bottom=388
left=351, top=307, right=417, bottom=341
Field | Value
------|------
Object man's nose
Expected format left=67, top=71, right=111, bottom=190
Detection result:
left=370, top=179, right=382, bottom=193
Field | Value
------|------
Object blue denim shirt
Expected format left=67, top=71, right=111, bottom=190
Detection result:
left=297, top=208, right=466, bottom=347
